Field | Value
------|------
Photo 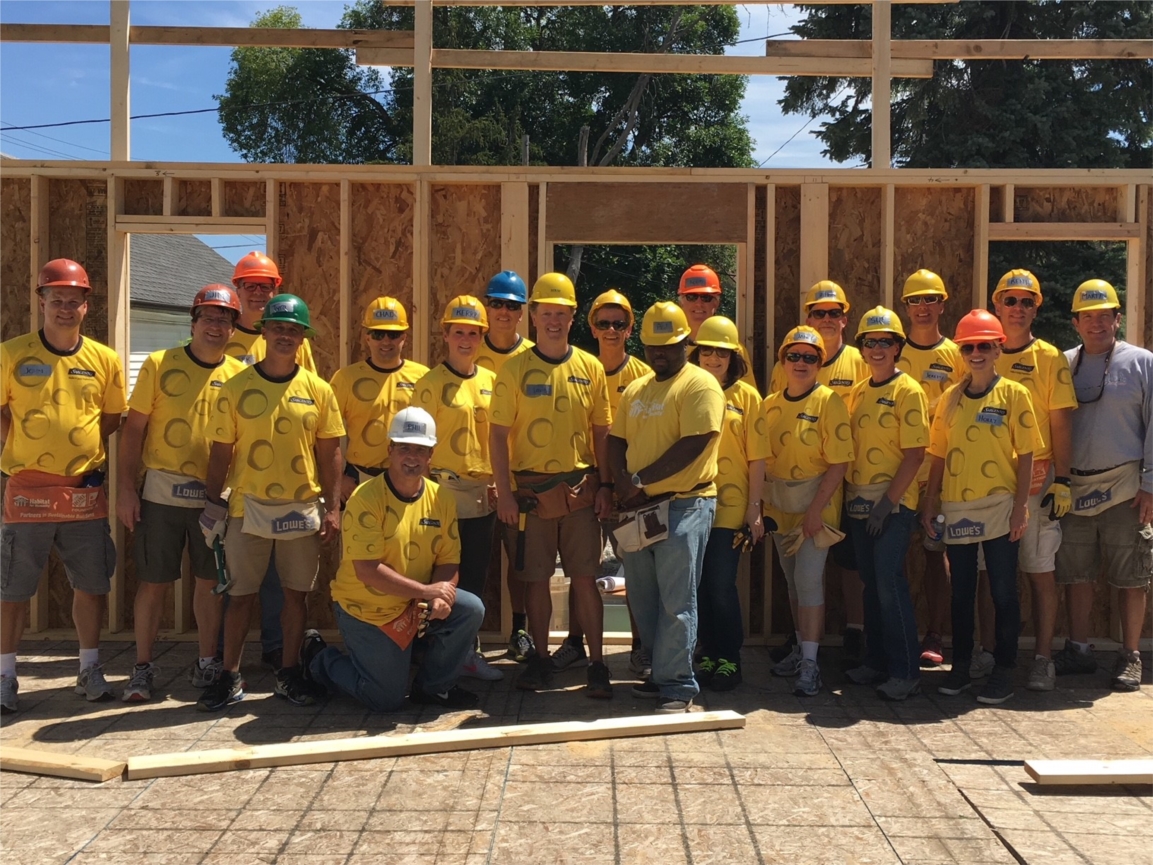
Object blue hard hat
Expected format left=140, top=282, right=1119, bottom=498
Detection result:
left=485, top=270, right=527, bottom=303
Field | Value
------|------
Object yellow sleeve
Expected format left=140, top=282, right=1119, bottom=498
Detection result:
left=768, top=361, right=785, bottom=394
left=317, top=383, right=347, bottom=440
left=128, top=354, right=159, bottom=416
left=749, top=396, right=772, bottom=464
left=681, top=376, right=724, bottom=437
left=436, top=492, right=461, bottom=566
left=412, top=369, right=436, bottom=415
left=342, top=482, right=384, bottom=563
left=590, top=362, right=612, bottom=427
left=898, top=383, right=930, bottom=450
left=741, top=385, right=761, bottom=463
left=1011, top=387, right=1038, bottom=456
left=0, top=343, right=10, bottom=408
left=610, top=387, right=631, bottom=439
left=103, top=351, right=129, bottom=414
left=489, top=364, right=518, bottom=427
left=1047, top=348, right=1078, bottom=412
left=822, top=393, right=855, bottom=465
left=298, top=339, right=318, bottom=374
left=209, top=384, right=238, bottom=444
left=928, top=385, right=956, bottom=458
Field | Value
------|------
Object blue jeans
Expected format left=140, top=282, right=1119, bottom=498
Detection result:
left=947, top=534, right=1020, bottom=670
left=310, top=592, right=484, bottom=713
left=697, top=527, right=744, bottom=662
left=848, top=507, right=920, bottom=681
left=623, top=496, right=715, bottom=701
left=218, top=559, right=285, bottom=656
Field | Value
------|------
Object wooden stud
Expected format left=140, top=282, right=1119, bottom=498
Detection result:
left=761, top=183, right=775, bottom=638
left=1024, top=759, right=1153, bottom=787
left=799, top=183, right=829, bottom=295
left=339, top=179, right=351, bottom=369
left=161, top=175, right=173, bottom=216
left=110, top=1, right=130, bottom=162
left=535, top=182, right=549, bottom=287
left=412, top=179, right=431, bottom=364
left=1127, top=185, right=1148, bottom=349
left=500, top=181, right=530, bottom=279
left=265, top=179, right=279, bottom=262
left=1001, top=183, right=1014, bottom=223
left=210, top=178, right=222, bottom=218
left=173, top=548, right=193, bottom=633
left=412, top=0, right=433, bottom=168
left=881, top=183, right=895, bottom=307
left=765, top=38, right=1153, bottom=61
left=973, top=184, right=990, bottom=310
left=29, top=174, right=48, bottom=331
left=741, top=183, right=757, bottom=355
left=107, top=176, right=129, bottom=633
left=871, top=0, right=891, bottom=170
left=987, top=222, right=1140, bottom=242
left=1, top=746, right=126, bottom=783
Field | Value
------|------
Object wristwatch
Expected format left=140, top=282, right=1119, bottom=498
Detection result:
left=631, top=472, right=643, bottom=489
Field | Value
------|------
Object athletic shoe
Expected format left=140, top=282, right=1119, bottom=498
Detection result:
left=1111, top=650, right=1142, bottom=692
left=937, top=666, right=972, bottom=696
left=793, top=659, right=823, bottom=697
left=1025, top=656, right=1056, bottom=692
left=461, top=651, right=504, bottom=681
left=696, top=656, right=717, bottom=687
left=189, top=658, right=223, bottom=688
left=274, top=667, right=324, bottom=706
left=551, top=638, right=588, bottom=671
left=261, top=648, right=283, bottom=672
left=919, top=632, right=945, bottom=667
left=876, top=676, right=921, bottom=702
left=75, top=665, right=114, bottom=702
left=197, top=670, right=245, bottom=711
left=121, top=663, right=157, bottom=703
left=845, top=665, right=886, bottom=686
left=655, top=696, right=692, bottom=714
left=632, top=679, right=660, bottom=699
left=506, top=629, right=535, bottom=663
left=969, top=649, right=995, bottom=679
left=708, top=659, right=741, bottom=692
left=1053, top=639, right=1097, bottom=675
left=772, top=645, right=803, bottom=678
left=0, top=675, right=18, bottom=714
left=976, top=665, right=1015, bottom=705
left=410, top=684, right=479, bottom=710
left=515, top=655, right=553, bottom=691
left=586, top=660, right=612, bottom=699
left=299, top=630, right=327, bottom=684
left=629, top=647, right=652, bottom=678
left=841, top=627, right=865, bottom=670
left=770, top=632, right=798, bottom=664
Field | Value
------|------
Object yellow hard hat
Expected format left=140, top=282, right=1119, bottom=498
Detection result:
left=993, top=269, right=1042, bottom=303
left=531, top=272, right=577, bottom=307
left=804, top=280, right=850, bottom=312
left=901, top=269, right=948, bottom=301
left=694, top=316, right=741, bottom=351
left=778, top=325, right=826, bottom=363
left=363, top=296, right=409, bottom=331
left=588, top=289, right=635, bottom=328
left=640, top=302, right=691, bottom=346
left=441, top=295, right=488, bottom=332
left=855, top=306, right=907, bottom=342
left=1071, top=279, right=1120, bottom=313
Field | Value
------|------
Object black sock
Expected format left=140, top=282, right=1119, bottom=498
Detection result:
left=512, top=612, right=527, bottom=633
left=631, top=638, right=641, bottom=651
left=566, top=633, right=583, bottom=646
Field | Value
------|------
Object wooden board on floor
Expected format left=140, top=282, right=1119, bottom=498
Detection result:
left=1024, top=759, right=1153, bottom=786
left=126, top=710, right=746, bottom=780
left=1, top=746, right=126, bottom=783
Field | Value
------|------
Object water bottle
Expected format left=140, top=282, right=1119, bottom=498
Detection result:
left=924, top=514, right=946, bottom=552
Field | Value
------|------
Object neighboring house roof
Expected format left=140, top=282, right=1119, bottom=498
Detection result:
left=130, top=234, right=234, bottom=310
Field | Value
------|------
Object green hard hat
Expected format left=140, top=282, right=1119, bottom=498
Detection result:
left=257, top=293, right=316, bottom=338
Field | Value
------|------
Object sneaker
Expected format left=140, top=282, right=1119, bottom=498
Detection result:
left=274, top=667, right=324, bottom=706
left=551, top=638, right=588, bottom=671
left=709, top=659, right=742, bottom=692
left=845, top=665, right=886, bottom=686
left=196, top=670, right=244, bottom=711
left=919, top=632, right=945, bottom=667
left=75, top=664, right=114, bottom=702
left=1111, top=650, right=1142, bottom=692
left=876, top=676, right=921, bottom=702
left=937, top=666, right=972, bottom=696
left=515, top=655, right=553, bottom=691
left=793, top=659, right=823, bottom=697
left=696, top=656, right=717, bottom=687
left=772, top=645, right=803, bottom=677
left=461, top=651, right=504, bottom=681
left=189, top=658, right=223, bottom=688
left=1025, top=656, right=1056, bottom=692
left=586, top=660, right=612, bottom=699
left=121, top=663, right=157, bottom=703
left=0, top=675, right=18, bottom=714
left=969, top=649, right=996, bottom=679
left=299, top=630, right=327, bottom=683
left=841, top=627, right=865, bottom=669
left=506, top=629, right=535, bottom=662
left=261, top=648, right=283, bottom=672
left=770, top=632, right=798, bottom=664
left=976, top=665, right=1015, bottom=705
left=655, top=696, right=692, bottom=714
left=632, top=679, right=660, bottom=699
left=410, top=684, right=479, bottom=709
left=1053, top=639, right=1097, bottom=675
left=629, top=647, right=652, bottom=678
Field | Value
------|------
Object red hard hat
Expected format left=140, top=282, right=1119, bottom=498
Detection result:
left=37, top=258, right=91, bottom=292
left=954, top=309, right=1006, bottom=345
left=192, top=284, right=242, bottom=315
left=231, top=251, right=282, bottom=288
left=678, top=264, right=721, bottom=295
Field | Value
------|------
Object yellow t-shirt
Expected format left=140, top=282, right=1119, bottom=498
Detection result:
left=846, top=372, right=929, bottom=512
left=753, top=384, right=855, bottom=533
left=714, top=379, right=764, bottom=529
left=900, top=337, right=964, bottom=417
left=476, top=334, right=534, bottom=377
left=611, top=364, right=724, bottom=499
left=769, top=343, right=868, bottom=402
left=331, top=474, right=460, bottom=627
left=0, top=331, right=127, bottom=477
left=994, top=338, right=1077, bottom=463
left=330, top=359, right=430, bottom=470
left=928, top=376, right=1040, bottom=503
left=129, top=345, right=245, bottom=480
left=412, top=362, right=496, bottom=479
left=208, top=365, right=346, bottom=517
left=225, top=326, right=317, bottom=373
left=603, top=354, right=652, bottom=417
left=490, top=345, right=611, bottom=474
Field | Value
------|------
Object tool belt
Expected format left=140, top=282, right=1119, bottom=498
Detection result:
left=2, top=470, right=108, bottom=524
left=767, top=473, right=824, bottom=515
left=432, top=469, right=495, bottom=519
left=940, top=492, right=1014, bottom=545
left=241, top=496, right=322, bottom=540
left=512, top=469, right=597, bottom=520
left=844, top=480, right=891, bottom=520
left=779, top=522, right=845, bottom=557
left=142, top=468, right=206, bottom=508
left=1069, top=460, right=1141, bottom=517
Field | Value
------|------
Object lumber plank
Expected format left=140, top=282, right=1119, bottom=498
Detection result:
left=0, top=23, right=414, bottom=49
left=1024, top=759, right=1153, bottom=786
left=126, top=711, right=745, bottom=780
left=987, top=221, right=1140, bottom=242
left=766, top=39, right=1153, bottom=61
left=381, top=0, right=957, bottom=6
left=1, top=746, right=126, bottom=783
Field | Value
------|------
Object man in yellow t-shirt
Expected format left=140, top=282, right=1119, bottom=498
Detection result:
left=609, top=303, right=724, bottom=713
left=677, top=264, right=757, bottom=388
left=476, top=271, right=534, bottom=375
left=224, top=251, right=317, bottom=372
left=116, top=285, right=245, bottom=701
left=198, top=294, right=345, bottom=712
left=307, top=407, right=484, bottom=712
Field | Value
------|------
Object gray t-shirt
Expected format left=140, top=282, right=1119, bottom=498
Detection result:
left=1064, top=340, right=1153, bottom=493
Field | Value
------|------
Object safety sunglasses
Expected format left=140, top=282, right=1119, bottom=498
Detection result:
left=862, top=337, right=898, bottom=349
left=369, top=330, right=406, bottom=341
left=682, top=294, right=718, bottom=303
left=698, top=346, right=732, bottom=358
left=959, top=342, right=997, bottom=355
left=594, top=319, right=629, bottom=332
left=807, top=308, right=844, bottom=320
left=485, top=298, right=522, bottom=312
left=195, top=314, right=235, bottom=326
left=904, top=295, right=942, bottom=306
left=1001, top=296, right=1037, bottom=309
left=785, top=351, right=821, bottom=365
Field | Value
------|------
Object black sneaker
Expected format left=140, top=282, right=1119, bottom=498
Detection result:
left=841, top=627, right=865, bottom=671
left=976, top=665, right=1015, bottom=705
left=274, top=667, right=324, bottom=706
left=708, top=659, right=742, bottom=692
left=1053, top=639, right=1097, bottom=675
left=299, top=629, right=327, bottom=684
left=937, top=665, right=972, bottom=696
left=261, top=648, right=283, bottom=672
left=770, top=632, right=798, bottom=664
left=196, top=670, right=245, bottom=711
left=586, top=660, right=612, bottom=699
left=631, top=679, right=660, bottom=699
left=410, top=684, right=479, bottom=709
left=515, top=655, right=553, bottom=691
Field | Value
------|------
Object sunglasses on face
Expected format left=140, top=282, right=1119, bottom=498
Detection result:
left=960, top=342, right=997, bottom=355
left=682, top=294, right=718, bottom=304
left=904, top=295, right=942, bottom=306
left=485, top=298, right=522, bottom=312
left=698, top=346, right=732, bottom=358
left=369, top=330, right=406, bottom=341
left=785, top=351, right=821, bottom=365
left=1001, top=296, right=1037, bottom=309
left=196, top=315, right=234, bottom=327
left=807, top=308, right=844, bottom=320
left=594, top=319, right=629, bottom=332
left=862, top=337, right=898, bottom=349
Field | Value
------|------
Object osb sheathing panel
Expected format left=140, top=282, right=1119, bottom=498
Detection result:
left=1, top=178, right=31, bottom=340
left=123, top=179, right=163, bottom=216
left=773, top=186, right=801, bottom=349
left=349, top=182, right=415, bottom=365
left=894, top=187, right=974, bottom=339
left=748, top=185, right=768, bottom=636
left=428, top=184, right=501, bottom=366
left=222, top=181, right=265, bottom=218
left=829, top=186, right=882, bottom=336
left=176, top=180, right=212, bottom=217
left=1015, top=186, right=1120, bottom=223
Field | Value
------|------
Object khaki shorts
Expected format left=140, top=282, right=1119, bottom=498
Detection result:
left=0, top=518, right=115, bottom=602
left=502, top=506, right=602, bottom=583
left=1056, top=500, right=1153, bottom=590
left=223, top=516, right=320, bottom=596
left=978, top=490, right=1062, bottom=573
left=135, top=501, right=216, bottom=584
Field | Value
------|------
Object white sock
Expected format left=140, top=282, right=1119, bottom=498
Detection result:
left=801, top=641, right=819, bottom=662
left=199, top=656, right=216, bottom=669
left=846, top=624, right=863, bottom=632
left=794, top=631, right=802, bottom=648
left=1, top=653, right=16, bottom=678
left=1035, top=654, right=1048, bottom=662
left=1073, top=640, right=1091, bottom=653
left=79, top=648, right=99, bottom=671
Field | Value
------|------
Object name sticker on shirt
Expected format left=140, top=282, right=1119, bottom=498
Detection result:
left=567, top=376, right=591, bottom=387
left=829, top=378, right=854, bottom=388
left=726, top=404, right=745, bottom=416
left=288, top=396, right=315, bottom=405
left=68, top=368, right=96, bottom=378
left=876, top=397, right=896, bottom=407
left=211, top=380, right=224, bottom=388
left=525, top=384, right=553, bottom=397
left=480, top=388, right=492, bottom=396
left=1011, top=362, right=1035, bottom=373
left=18, top=364, right=51, bottom=377
left=975, top=406, right=1007, bottom=426
left=418, top=517, right=441, bottom=528
left=796, top=412, right=819, bottom=423
left=922, top=369, right=948, bottom=382
left=397, top=382, right=415, bottom=390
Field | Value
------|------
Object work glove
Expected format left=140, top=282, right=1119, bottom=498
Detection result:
left=865, top=496, right=897, bottom=537
left=1041, top=477, right=1072, bottom=520
left=199, top=499, right=228, bottom=549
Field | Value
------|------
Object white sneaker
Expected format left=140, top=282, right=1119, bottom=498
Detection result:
left=189, top=658, right=223, bottom=688
left=461, top=651, right=504, bottom=681
left=122, top=663, right=157, bottom=702
left=772, top=645, right=803, bottom=677
left=0, top=674, right=18, bottom=714
left=1026, top=656, right=1056, bottom=692
left=969, top=649, right=996, bottom=679
left=76, top=664, right=114, bottom=702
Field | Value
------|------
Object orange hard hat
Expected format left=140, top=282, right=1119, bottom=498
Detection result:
left=231, top=251, right=282, bottom=288
left=37, top=258, right=91, bottom=293
left=192, top=284, right=242, bottom=316
left=678, top=264, right=721, bottom=295
left=953, top=309, right=1006, bottom=345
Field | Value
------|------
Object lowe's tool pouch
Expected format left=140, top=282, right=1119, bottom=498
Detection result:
left=241, top=496, right=321, bottom=540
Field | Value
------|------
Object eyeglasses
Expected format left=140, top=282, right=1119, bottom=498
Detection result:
left=196, top=314, right=235, bottom=326
left=369, top=330, right=406, bottom=341
left=681, top=294, right=718, bottom=303
left=862, top=337, right=898, bottom=349
left=698, top=346, right=732, bottom=358
left=785, top=351, right=821, bottom=365
left=807, top=308, right=844, bottom=320
left=1000, top=296, right=1037, bottom=309
left=237, top=282, right=276, bottom=293
left=959, top=342, right=998, bottom=355
left=594, top=320, right=629, bottom=332
left=904, top=295, right=942, bottom=306
left=485, top=298, right=522, bottom=312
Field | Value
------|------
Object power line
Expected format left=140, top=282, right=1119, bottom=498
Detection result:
left=0, top=120, right=109, bottom=156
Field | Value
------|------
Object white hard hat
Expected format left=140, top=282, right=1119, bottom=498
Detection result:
left=388, top=406, right=438, bottom=447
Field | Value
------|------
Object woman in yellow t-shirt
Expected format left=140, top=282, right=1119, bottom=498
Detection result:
left=689, top=317, right=764, bottom=691
left=922, top=309, right=1038, bottom=705
left=844, top=307, right=929, bottom=701
left=754, top=326, right=854, bottom=697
